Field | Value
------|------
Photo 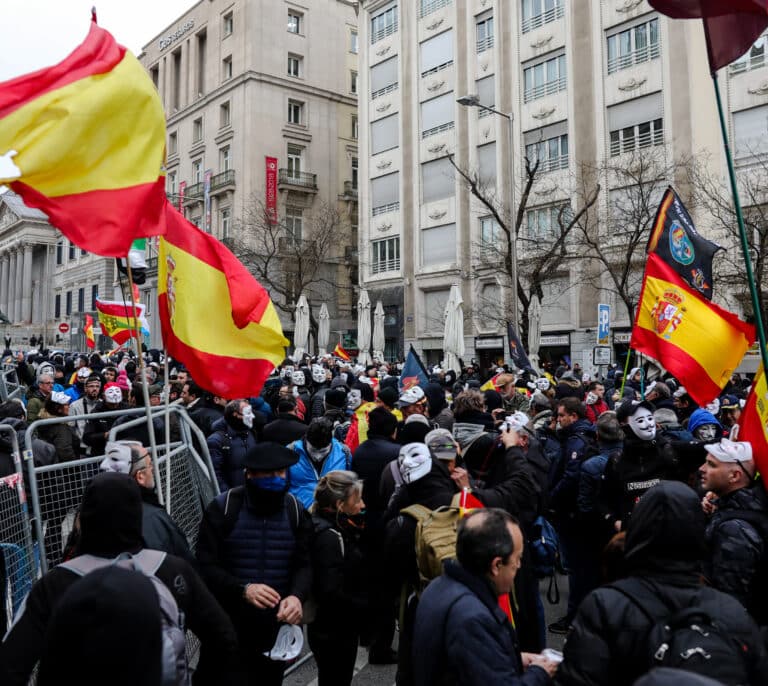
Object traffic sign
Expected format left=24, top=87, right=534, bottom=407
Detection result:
left=58, top=322, right=70, bottom=334
left=597, top=303, right=611, bottom=346
left=593, top=346, right=611, bottom=366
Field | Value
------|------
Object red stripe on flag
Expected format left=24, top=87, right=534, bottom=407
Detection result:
left=11, top=179, right=167, bottom=257
left=159, top=294, right=276, bottom=398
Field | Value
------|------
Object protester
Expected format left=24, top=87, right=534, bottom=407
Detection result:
left=208, top=398, right=259, bottom=492
left=262, top=397, right=309, bottom=445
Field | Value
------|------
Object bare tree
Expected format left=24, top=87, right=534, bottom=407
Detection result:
left=448, top=154, right=600, bottom=348
left=227, top=198, right=356, bottom=337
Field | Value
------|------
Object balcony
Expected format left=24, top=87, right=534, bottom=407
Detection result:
left=184, top=182, right=204, bottom=204
left=210, top=169, right=236, bottom=195
left=343, top=180, right=358, bottom=199
left=278, top=169, right=318, bottom=192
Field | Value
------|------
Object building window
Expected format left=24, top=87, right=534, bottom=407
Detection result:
left=69, top=240, right=76, bottom=261
left=734, top=105, right=768, bottom=159
left=168, top=131, right=177, bottom=155
left=350, top=70, right=358, bottom=94
left=525, top=128, right=569, bottom=172
left=351, top=157, right=358, bottom=189
left=222, top=56, right=233, bottom=81
left=223, top=11, right=233, bottom=37
left=352, top=115, right=358, bottom=139
left=370, top=114, right=399, bottom=155
left=422, top=223, right=456, bottom=266
left=480, top=216, right=502, bottom=250
left=288, top=54, right=302, bottom=78
left=167, top=171, right=177, bottom=195
left=77, top=288, right=84, bottom=313
left=371, top=3, right=398, bottom=44
left=476, top=75, right=495, bottom=119
left=220, top=146, right=231, bottom=171
left=420, top=0, right=451, bottom=18
left=193, top=117, right=203, bottom=142
left=192, top=159, right=203, bottom=183
left=172, top=49, right=181, bottom=110
left=91, top=285, right=99, bottom=310
left=288, top=99, right=304, bottom=125
left=220, top=101, right=231, bottom=128
left=286, top=206, right=303, bottom=242
left=608, top=92, right=664, bottom=156
left=56, top=239, right=63, bottom=265
left=371, top=56, right=398, bottom=99
left=288, top=10, right=302, bottom=34
left=476, top=12, right=494, bottom=53
left=220, top=207, right=231, bottom=238
left=420, top=30, right=454, bottom=78
left=610, top=119, right=663, bottom=156
left=607, top=18, right=660, bottom=74
left=372, top=237, right=400, bottom=274
left=525, top=204, right=572, bottom=240
left=65, top=291, right=72, bottom=316
left=287, top=144, right=303, bottom=177
left=81, top=247, right=87, bottom=257
left=420, top=92, right=455, bottom=139
left=421, top=157, right=455, bottom=203
left=523, top=53, right=567, bottom=102
left=731, top=34, right=768, bottom=74
left=371, top=172, right=400, bottom=216
left=54, top=294, right=61, bottom=319
left=477, top=142, right=496, bottom=186
left=521, top=0, right=564, bottom=34
left=150, top=65, right=159, bottom=89
left=350, top=29, right=358, bottom=53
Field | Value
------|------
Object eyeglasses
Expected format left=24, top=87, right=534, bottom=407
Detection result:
left=39, top=381, right=53, bottom=386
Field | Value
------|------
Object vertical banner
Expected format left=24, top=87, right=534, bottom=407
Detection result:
left=265, top=156, right=278, bottom=224
left=204, top=169, right=213, bottom=233
left=506, top=322, right=532, bottom=371
left=597, top=303, right=611, bottom=346
left=178, top=181, right=186, bottom=211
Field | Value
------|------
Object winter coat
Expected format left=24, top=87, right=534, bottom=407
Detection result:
left=189, top=400, right=225, bottom=437
left=310, top=386, right=330, bottom=419
left=139, top=486, right=194, bottom=566
left=351, top=434, right=401, bottom=525
left=549, top=419, right=596, bottom=518
left=35, top=409, right=79, bottom=463
left=287, top=438, right=352, bottom=509
left=25, top=388, right=47, bottom=424
left=81, top=401, right=131, bottom=456
left=261, top=413, right=309, bottom=445
left=413, top=560, right=551, bottom=686
left=556, top=481, right=768, bottom=686
left=585, top=399, right=610, bottom=424
left=207, top=417, right=259, bottom=492
left=0, top=417, right=56, bottom=477
left=452, top=409, right=495, bottom=432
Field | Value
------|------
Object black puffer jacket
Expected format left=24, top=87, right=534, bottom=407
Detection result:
left=556, top=481, right=768, bottom=686
left=0, top=417, right=56, bottom=476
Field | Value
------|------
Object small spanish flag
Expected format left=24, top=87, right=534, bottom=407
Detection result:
left=0, top=21, right=167, bottom=256
left=333, top=344, right=351, bottom=361
left=84, top=314, right=95, bottom=349
left=735, top=364, right=768, bottom=488
left=158, top=204, right=288, bottom=399
left=631, top=253, right=755, bottom=405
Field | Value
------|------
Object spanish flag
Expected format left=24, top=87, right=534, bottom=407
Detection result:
left=631, top=253, right=755, bottom=405
left=158, top=204, right=288, bottom=399
left=333, top=344, right=351, bottom=361
left=0, top=21, right=167, bottom=257
left=735, top=364, right=768, bottom=487
left=84, top=314, right=95, bottom=349
left=95, top=299, right=149, bottom=344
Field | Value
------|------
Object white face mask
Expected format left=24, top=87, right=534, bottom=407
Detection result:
left=347, top=389, right=362, bottom=410
left=695, top=423, right=718, bottom=442
left=242, top=406, right=254, bottom=429
left=306, top=442, right=332, bottom=462
left=628, top=407, right=656, bottom=440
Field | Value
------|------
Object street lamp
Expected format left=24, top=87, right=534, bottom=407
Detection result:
left=457, top=94, right=519, bottom=335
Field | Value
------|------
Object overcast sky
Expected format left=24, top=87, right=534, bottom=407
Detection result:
left=0, top=0, right=198, bottom=81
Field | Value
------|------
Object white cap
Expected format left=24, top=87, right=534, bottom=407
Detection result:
left=673, top=386, right=688, bottom=399
left=704, top=438, right=753, bottom=465
left=398, top=443, right=432, bottom=484
left=50, top=391, right=70, bottom=405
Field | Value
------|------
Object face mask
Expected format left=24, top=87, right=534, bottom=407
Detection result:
left=248, top=475, right=287, bottom=492
left=292, top=371, right=305, bottom=386
left=628, top=408, right=656, bottom=440
left=695, top=424, right=718, bottom=442
left=306, top=442, right=332, bottom=462
left=585, top=392, right=598, bottom=405
left=242, top=406, right=254, bottom=429
left=338, top=509, right=366, bottom=530
left=347, top=390, right=362, bottom=410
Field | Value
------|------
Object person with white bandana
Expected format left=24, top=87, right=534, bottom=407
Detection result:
left=208, top=398, right=260, bottom=492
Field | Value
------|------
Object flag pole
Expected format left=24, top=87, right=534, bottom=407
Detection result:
left=619, top=346, right=632, bottom=398
left=710, top=69, right=768, bottom=376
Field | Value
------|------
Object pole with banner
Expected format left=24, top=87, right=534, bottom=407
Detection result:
left=177, top=180, right=186, bottom=212
left=204, top=169, right=212, bottom=233
left=265, top=156, right=278, bottom=224
left=596, top=303, right=611, bottom=380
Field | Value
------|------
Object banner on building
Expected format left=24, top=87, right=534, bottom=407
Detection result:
left=204, top=169, right=212, bottom=233
left=266, top=156, right=278, bottom=224
left=178, top=180, right=186, bottom=211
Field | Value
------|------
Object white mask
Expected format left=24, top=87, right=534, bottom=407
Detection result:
left=306, top=442, right=332, bottom=462
left=311, top=366, right=326, bottom=384
left=242, top=405, right=254, bottom=429
left=291, top=371, right=305, bottom=386
left=628, top=407, right=656, bottom=440
left=347, top=389, right=362, bottom=410
left=694, top=423, right=718, bottom=442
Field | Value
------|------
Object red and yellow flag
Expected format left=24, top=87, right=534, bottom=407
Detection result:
left=631, top=253, right=755, bottom=405
left=84, top=314, right=95, bottom=349
left=95, top=299, right=149, bottom=345
left=735, top=364, right=768, bottom=487
left=0, top=21, right=167, bottom=257
left=158, top=204, right=288, bottom=399
left=333, top=344, right=351, bottom=361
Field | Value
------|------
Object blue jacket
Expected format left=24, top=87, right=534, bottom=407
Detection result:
left=287, top=438, right=351, bottom=509
left=550, top=419, right=596, bottom=517
left=208, top=417, right=259, bottom=492
left=413, top=561, right=551, bottom=686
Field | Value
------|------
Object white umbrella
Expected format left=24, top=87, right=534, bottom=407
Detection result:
left=372, top=301, right=386, bottom=362
left=357, top=289, right=372, bottom=366
left=317, top=303, right=330, bottom=356
left=443, top=284, right=465, bottom=373
left=527, top=294, right=542, bottom=373
left=293, top=294, right=310, bottom=361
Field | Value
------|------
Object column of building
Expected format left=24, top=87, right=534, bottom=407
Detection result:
left=0, top=244, right=36, bottom=323
left=0, top=253, right=7, bottom=317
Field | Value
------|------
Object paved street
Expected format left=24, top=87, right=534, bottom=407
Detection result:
left=284, top=575, right=569, bottom=685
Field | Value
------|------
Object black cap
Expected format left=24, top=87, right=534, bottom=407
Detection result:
left=378, top=386, right=398, bottom=408
left=325, top=388, right=347, bottom=409
left=243, top=443, right=299, bottom=471
left=616, top=399, right=655, bottom=423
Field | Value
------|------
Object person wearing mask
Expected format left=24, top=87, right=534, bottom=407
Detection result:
left=287, top=418, right=352, bottom=509
left=424, top=383, right=454, bottom=431
left=584, top=382, right=609, bottom=424
left=208, top=398, right=259, bottom=492
left=36, top=392, right=79, bottom=463
left=82, top=383, right=130, bottom=456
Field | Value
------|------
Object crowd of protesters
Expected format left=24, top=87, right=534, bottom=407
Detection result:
left=0, top=345, right=767, bottom=686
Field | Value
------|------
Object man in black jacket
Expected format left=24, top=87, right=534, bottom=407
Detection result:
left=182, top=380, right=225, bottom=437
left=0, top=472, right=239, bottom=686
left=261, top=397, right=308, bottom=445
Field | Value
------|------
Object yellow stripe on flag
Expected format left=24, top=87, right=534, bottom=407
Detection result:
left=0, top=52, right=164, bottom=196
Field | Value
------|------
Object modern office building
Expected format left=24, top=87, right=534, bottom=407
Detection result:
left=358, top=0, right=763, bottom=371
left=139, top=0, right=360, bottom=346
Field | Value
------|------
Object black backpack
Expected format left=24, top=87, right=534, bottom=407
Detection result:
left=609, top=578, right=754, bottom=685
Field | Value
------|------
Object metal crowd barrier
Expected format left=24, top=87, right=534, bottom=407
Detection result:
left=0, top=364, right=25, bottom=402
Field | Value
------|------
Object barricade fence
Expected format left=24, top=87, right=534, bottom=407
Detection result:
left=0, top=364, right=25, bottom=402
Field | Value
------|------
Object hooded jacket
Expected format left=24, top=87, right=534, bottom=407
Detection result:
left=556, top=482, right=768, bottom=686
left=208, top=415, right=259, bottom=492
left=425, top=383, right=455, bottom=430
left=0, top=473, right=240, bottom=686
left=287, top=437, right=352, bottom=509
left=0, top=416, right=56, bottom=477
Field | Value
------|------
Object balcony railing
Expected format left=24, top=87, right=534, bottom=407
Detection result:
left=730, top=51, right=766, bottom=75
left=419, top=0, right=451, bottom=18
left=184, top=182, right=204, bottom=199
left=372, top=82, right=398, bottom=100
left=421, top=121, right=455, bottom=139
left=523, top=76, right=566, bottom=103
left=532, top=154, right=569, bottom=173
left=371, top=20, right=397, bottom=44
left=521, top=4, right=564, bottom=34
left=343, top=180, right=358, bottom=198
left=609, top=129, right=664, bottom=157
left=371, top=257, right=400, bottom=274
left=421, top=60, right=453, bottom=79
left=210, top=169, right=235, bottom=191
left=607, top=42, right=661, bottom=75
left=372, top=201, right=399, bottom=217
left=278, top=169, right=318, bottom=190
left=477, top=35, right=494, bottom=53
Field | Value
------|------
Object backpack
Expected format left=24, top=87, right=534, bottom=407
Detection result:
left=59, top=550, right=190, bottom=686
left=528, top=515, right=561, bottom=604
left=400, top=502, right=461, bottom=585
left=609, top=578, right=753, bottom=686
